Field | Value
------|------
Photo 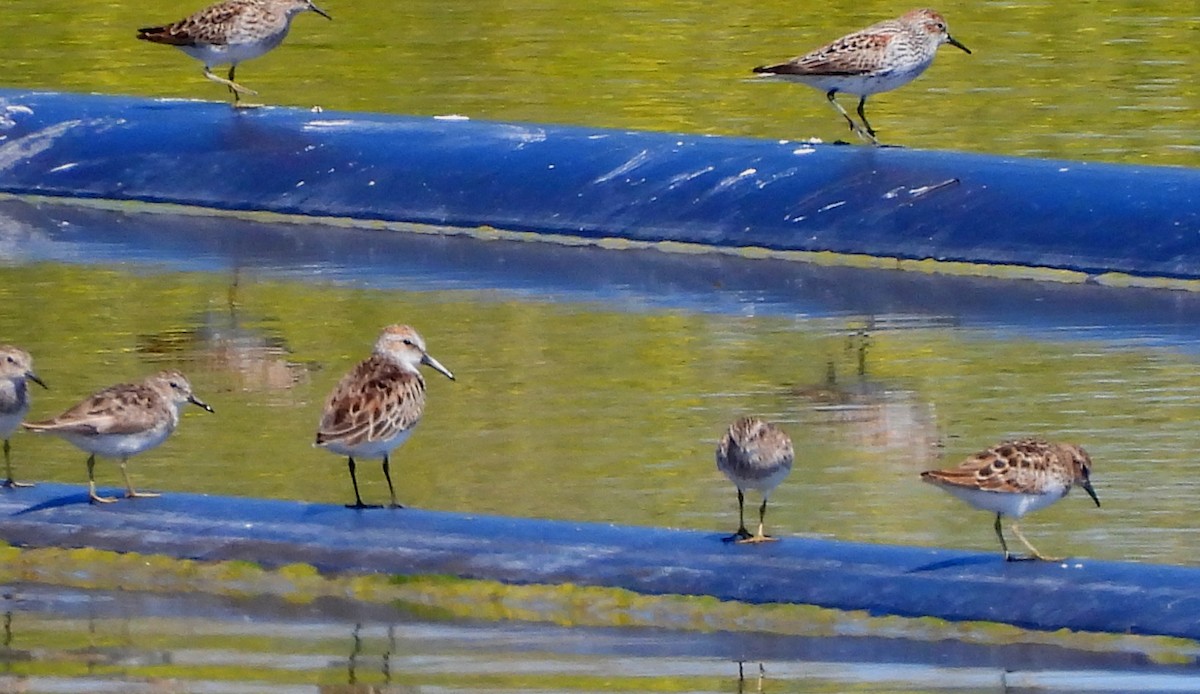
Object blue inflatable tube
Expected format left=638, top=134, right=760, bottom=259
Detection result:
left=3, top=91, right=1200, bottom=640
left=0, top=89, right=1197, bottom=280
left=2, top=483, right=1199, bottom=640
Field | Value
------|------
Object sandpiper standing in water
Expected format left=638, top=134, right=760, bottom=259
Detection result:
left=24, top=370, right=213, bottom=504
left=316, top=325, right=456, bottom=510
left=753, top=8, right=971, bottom=145
left=921, top=439, right=1100, bottom=561
left=137, top=0, right=331, bottom=105
left=0, top=346, right=47, bottom=488
left=716, top=416, right=794, bottom=544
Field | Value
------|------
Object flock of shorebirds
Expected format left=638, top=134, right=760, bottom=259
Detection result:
left=136, top=0, right=970, bottom=144
left=3, top=322, right=1098, bottom=562
left=717, top=416, right=1099, bottom=562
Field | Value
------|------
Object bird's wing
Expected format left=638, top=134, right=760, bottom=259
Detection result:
left=315, top=356, right=425, bottom=448
left=755, top=32, right=892, bottom=76
left=137, top=1, right=244, bottom=46
left=922, top=440, right=1052, bottom=493
left=24, top=384, right=163, bottom=436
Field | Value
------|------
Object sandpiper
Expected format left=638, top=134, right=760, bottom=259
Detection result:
left=753, top=8, right=971, bottom=145
left=0, top=346, right=47, bottom=488
left=316, top=325, right=455, bottom=509
left=137, top=0, right=331, bottom=105
left=921, top=439, right=1100, bottom=561
left=716, top=416, right=794, bottom=544
left=24, top=370, right=213, bottom=504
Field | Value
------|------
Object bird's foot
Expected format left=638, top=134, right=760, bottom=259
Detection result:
left=387, top=502, right=405, bottom=510
left=89, top=492, right=118, bottom=504
left=1004, top=552, right=1061, bottom=562
left=737, top=534, right=779, bottom=545
left=232, top=101, right=264, bottom=110
left=0, top=478, right=33, bottom=489
left=125, top=490, right=161, bottom=499
left=345, top=501, right=383, bottom=510
left=722, top=528, right=753, bottom=543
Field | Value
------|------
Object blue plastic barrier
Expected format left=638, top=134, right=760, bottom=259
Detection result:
left=3, top=91, right=1200, bottom=640
left=0, top=89, right=1197, bottom=280
left=2, top=483, right=1199, bottom=640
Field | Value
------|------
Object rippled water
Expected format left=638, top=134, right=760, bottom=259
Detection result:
left=2, top=584, right=1199, bottom=693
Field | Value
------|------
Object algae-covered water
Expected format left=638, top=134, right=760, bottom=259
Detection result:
left=0, top=0, right=1196, bottom=165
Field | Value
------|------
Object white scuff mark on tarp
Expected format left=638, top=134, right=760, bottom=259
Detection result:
left=664, top=165, right=715, bottom=188
left=303, top=119, right=355, bottom=129
left=496, top=125, right=547, bottom=146
left=594, top=149, right=651, bottom=184
left=906, top=178, right=960, bottom=201
left=0, top=120, right=83, bottom=171
left=711, top=167, right=757, bottom=191
left=818, top=200, right=846, bottom=212
left=0, top=104, right=34, bottom=130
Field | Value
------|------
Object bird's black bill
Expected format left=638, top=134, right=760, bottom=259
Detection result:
left=1081, top=480, right=1101, bottom=507
left=27, top=373, right=48, bottom=389
left=948, top=36, right=971, bottom=54
left=309, top=1, right=332, bottom=19
left=190, top=396, right=215, bottom=413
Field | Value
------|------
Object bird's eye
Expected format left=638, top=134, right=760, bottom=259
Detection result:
left=402, top=339, right=414, bottom=346
left=170, top=381, right=180, bottom=389
left=5, top=357, right=13, bottom=364
left=936, top=22, right=946, bottom=30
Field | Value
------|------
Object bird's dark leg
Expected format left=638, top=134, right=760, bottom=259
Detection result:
left=345, top=457, right=380, bottom=509
left=1, top=439, right=31, bottom=488
left=228, top=65, right=238, bottom=102
left=856, top=96, right=877, bottom=139
left=994, top=513, right=1010, bottom=559
left=723, top=489, right=753, bottom=542
left=382, top=454, right=403, bottom=509
left=88, top=454, right=116, bottom=504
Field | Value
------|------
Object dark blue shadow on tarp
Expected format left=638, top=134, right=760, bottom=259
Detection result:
left=11, top=196, right=1200, bottom=349
left=0, top=90, right=1197, bottom=280
left=2, top=483, right=1199, bottom=640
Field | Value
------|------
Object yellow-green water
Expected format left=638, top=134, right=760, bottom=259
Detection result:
left=1, top=0, right=1197, bottom=165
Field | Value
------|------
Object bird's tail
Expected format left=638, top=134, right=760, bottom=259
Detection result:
left=136, top=25, right=193, bottom=46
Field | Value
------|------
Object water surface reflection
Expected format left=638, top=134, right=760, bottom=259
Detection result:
left=0, top=584, right=1197, bottom=692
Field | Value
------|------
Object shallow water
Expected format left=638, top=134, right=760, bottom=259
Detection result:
left=0, top=0, right=1197, bottom=165
left=2, top=583, right=1199, bottom=693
